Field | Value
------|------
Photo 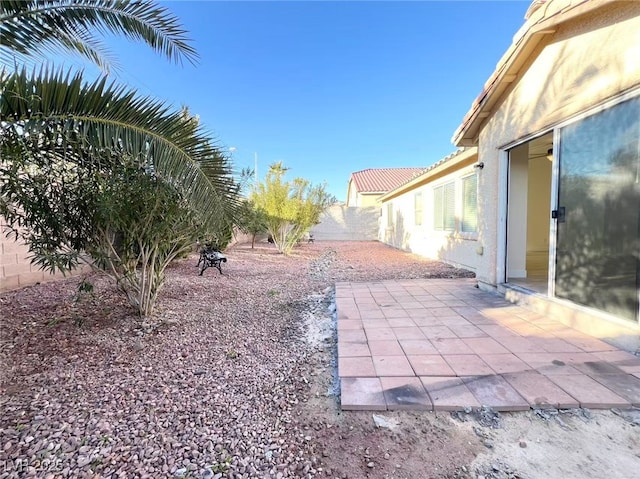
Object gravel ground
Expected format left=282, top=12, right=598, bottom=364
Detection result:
left=0, top=241, right=475, bottom=479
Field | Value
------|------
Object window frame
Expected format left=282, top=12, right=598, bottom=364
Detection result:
left=461, top=173, right=478, bottom=233
left=414, top=191, right=423, bottom=226
left=433, top=181, right=456, bottom=232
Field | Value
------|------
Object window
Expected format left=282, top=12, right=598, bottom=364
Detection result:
left=386, top=202, right=393, bottom=227
left=433, top=182, right=455, bottom=231
left=414, top=192, right=423, bottom=226
left=461, top=174, right=478, bottom=232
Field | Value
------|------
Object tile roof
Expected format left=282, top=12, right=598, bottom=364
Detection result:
left=379, top=147, right=477, bottom=200
left=350, top=168, right=424, bottom=194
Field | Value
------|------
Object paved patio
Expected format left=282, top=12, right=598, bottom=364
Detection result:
left=336, top=278, right=640, bottom=411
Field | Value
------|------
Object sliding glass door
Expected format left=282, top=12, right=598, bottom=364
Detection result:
left=554, top=96, right=640, bottom=322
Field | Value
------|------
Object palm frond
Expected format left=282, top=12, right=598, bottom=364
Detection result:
left=0, top=68, right=239, bottom=227
left=0, top=0, right=198, bottom=71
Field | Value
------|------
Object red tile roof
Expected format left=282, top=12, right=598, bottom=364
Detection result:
left=350, top=168, right=424, bottom=194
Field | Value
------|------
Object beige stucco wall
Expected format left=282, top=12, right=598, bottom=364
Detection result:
left=475, top=4, right=640, bottom=288
left=356, top=194, right=381, bottom=208
left=379, top=165, right=480, bottom=273
left=311, top=205, right=379, bottom=241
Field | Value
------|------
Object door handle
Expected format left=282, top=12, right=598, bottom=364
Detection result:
left=551, top=207, right=566, bottom=223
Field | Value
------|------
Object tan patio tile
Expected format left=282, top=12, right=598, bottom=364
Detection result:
left=502, top=371, right=579, bottom=409
left=479, top=307, right=517, bottom=320
left=408, top=355, right=456, bottom=376
left=380, top=376, right=432, bottom=410
left=562, top=335, right=620, bottom=352
left=554, top=351, right=603, bottom=366
left=502, top=337, right=541, bottom=354
left=335, top=297, right=356, bottom=307
left=506, top=323, right=548, bottom=336
left=372, top=355, right=415, bottom=377
left=387, top=317, right=417, bottom=328
left=477, top=324, right=520, bottom=338
left=571, top=359, right=627, bottom=376
left=462, top=337, right=510, bottom=355
left=358, top=309, right=386, bottom=319
left=431, top=307, right=460, bottom=318
left=546, top=374, right=630, bottom=409
left=391, top=326, right=426, bottom=340
left=448, top=324, right=488, bottom=338
left=365, top=327, right=395, bottom=341
left=357, top=303, right=383, bottom=312
left=402, top=301, right=426, bottom=309
left=337, top=320, right=364, bottom=331
left=338, top=341, right=371, bottom=358
left=337, top=308, right=361, bottom=320
left=431, top=338, right=474, bottom=355
left=399, top=339, right=438, bottom=355
left=590, top=374, right=640, bottom=406
left=413, top=295, right=437, bottom=302
left=528, top=337, right=584, bottom=353
left=443, top=354, right=494, bottom=376
left=382, top=308, right=410, bottom=319
left=420, top=376, right=481, bottom=411
left=454, top=306, right=487, bottom=317
left=362, top=319, right=392, bottom=329
left=515, top=310, right=547, bottom=321
left=339, top=329, right=367, bottom=342
left=338, top=357, right=377, bottom=378
left=438, top=316, right=473, bottom=327
left=463, top=375, right=530, bottom=411
left=411, top=315, right=441, bottom=326
left=433, top=293, right=457, bottom=301
left=515, top=353, right=581, bottom=375
left=595, top=350, right=640, bottom=374
left=368, top=340, right=405, bottom=356
left=482, top=353, right=533, bottom=374
left=340, top=378, right=386, bottom=411
left=413, top=294, right=444, bottom=308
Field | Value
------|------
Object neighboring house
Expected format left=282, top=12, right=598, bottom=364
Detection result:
left=378, top=148, right=480, bottom=272
left=346, top=168, right=423, bottom=207
left=451, top=0, right=640, bottom=345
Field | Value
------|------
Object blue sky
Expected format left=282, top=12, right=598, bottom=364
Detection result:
left=81, top=1, right=531, bottom=201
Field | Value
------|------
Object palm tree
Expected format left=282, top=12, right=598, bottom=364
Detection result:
left=0, top=0, right=198, bottom=71
left=0, top=0, right=240, bottom=270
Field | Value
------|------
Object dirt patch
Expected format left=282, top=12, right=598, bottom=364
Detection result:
left=1, top=241, right=638, bottom=478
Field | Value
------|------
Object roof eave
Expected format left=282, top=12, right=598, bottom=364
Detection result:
left=452, top=0, right=610, bottom=147
left=379, top=148, right=478, bottom=202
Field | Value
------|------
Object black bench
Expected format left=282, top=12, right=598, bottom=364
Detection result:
left=197, top=247, right=227, bottom=275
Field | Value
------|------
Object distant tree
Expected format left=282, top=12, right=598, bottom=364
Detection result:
left=237, top=200, right=269, bottom=249
left=250, top=162, right=335, bottom=254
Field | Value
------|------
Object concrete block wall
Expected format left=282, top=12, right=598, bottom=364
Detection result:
left=1, top=219, right=88, bottom=293
left=310, top=205, right=379, bottom=241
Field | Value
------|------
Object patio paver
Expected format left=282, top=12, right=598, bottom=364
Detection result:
left=380, top=376, right=432, bottom=410
left=336, top=278, right=640, bottom=412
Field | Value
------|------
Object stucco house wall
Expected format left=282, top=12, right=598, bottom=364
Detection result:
left=378, top=148, right=480, bottom=272
left=471, top=2, right=640, bottom=288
